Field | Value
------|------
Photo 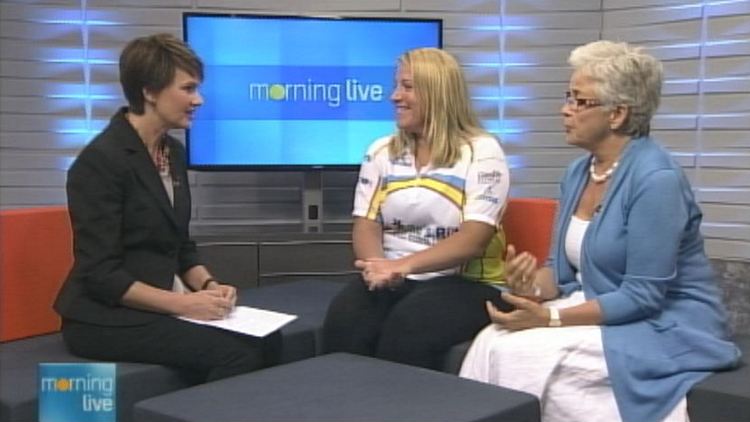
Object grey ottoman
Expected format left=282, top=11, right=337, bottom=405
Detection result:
left=135, top=353, right=540, bottom=422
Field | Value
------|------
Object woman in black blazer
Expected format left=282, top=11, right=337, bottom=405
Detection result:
left=55, top=33, right=279, bottom=381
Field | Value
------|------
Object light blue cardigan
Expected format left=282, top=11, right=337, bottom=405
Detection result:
left=551, top=137, right=741, bottom=422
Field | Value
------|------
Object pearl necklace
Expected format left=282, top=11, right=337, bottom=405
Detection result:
left=589, top=157, right=619, bottom=183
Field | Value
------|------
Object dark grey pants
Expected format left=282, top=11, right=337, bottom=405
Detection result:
left=62, top=315, right=281, bottom=382
left=322, top=275, right=512, bottom=370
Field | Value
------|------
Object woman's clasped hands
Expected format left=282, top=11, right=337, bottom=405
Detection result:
left=355, top=258, right=407, bottom=291
left=486, top=244, right=551, bottom=331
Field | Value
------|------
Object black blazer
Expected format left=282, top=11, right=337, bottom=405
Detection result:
left=55, top=108, right=201, bottom=326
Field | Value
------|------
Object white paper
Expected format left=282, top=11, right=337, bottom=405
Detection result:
left=179, top=306, right=297, bottom=337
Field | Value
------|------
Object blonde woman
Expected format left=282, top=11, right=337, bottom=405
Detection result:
left=460, top=40, right=740, bottom=422
left=322, top=48, right=512, bottom=369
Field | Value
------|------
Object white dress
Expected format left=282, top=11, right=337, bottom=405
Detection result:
left=459, top=216, right=688, bottom=422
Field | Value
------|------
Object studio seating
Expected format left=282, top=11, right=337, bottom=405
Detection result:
left=1, top=201, right=747, bottom=422
left=501, top=197, right=559, bottom=262
left=0, top=206, right=345, bottom=422
left=0, top=206, right=72, bottom=343
left=0, top=207, right=197, bottom=422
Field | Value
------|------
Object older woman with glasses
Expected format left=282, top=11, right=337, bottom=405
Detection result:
left=459, top=40, right=740, bottom=422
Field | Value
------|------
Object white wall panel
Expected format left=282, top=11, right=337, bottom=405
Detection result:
left=703, top=93, right=750, bottom=113
left=508, top=168, right=566, bottom=184
left=196, top=0, right=400, bottom=11
left=0, top=170, right=67, bottom=187
left=512, top=151, right=583, bottom=167
left=509, top=184, right=560, bottom=198
left=705, top=56, right=750, bottom=77
left=504, top=99, right=564, bottom=117
left=707, top=0, right=750, bottom=17
left=0, top=3, right=83, bottom=21
left=0, top=79, right=120, bottom=98
left=659, top=96, right=700, bottom=114
left=0, top=133, right=92, bottom=150
left=505, top=0, right=602, bottom=13
left=0, top=152, right=73, bottom=170
left=702, top=130, right=750, bottom=149
left=602, top=0, right=686, bottom=8
left=700, top=170, right=750, bottom=187
left=603, top=5, right=703, bottom=27
left=403, top=0, right=496, bottom=13
left=504, top=29, right=599, bottom=47
left=651, top=115, right=699, bottom=130
left=707, top=14, right=750, bottom=38
left=86, top=0, right=192, bottom=6
left=662, top=59, right=702, bottom=79
left=502, top=13, right=601, bottom=30
left=702, top=114, right=750, bottom=129
left=651, top=130, right=699, bottom=149
left=0, top=60, right=83, bottom=79
left=706, top=239, right=750, bottom=260
left=0, top=21, right=82, bottom=42
left=1, top=98, right=87, bottom=115
left=603, top=21, right=701, bottom=43
left=0, top=113, right=105, bottom=132
left=391, top=12, right=497, bottom=29
left=703, top=224, right=750, bottom=241
left=504, top=66, right=571, bottom=83
left=699, top=153, right=750, bottom=169
left=704, top=204, right=750, bottom=224
left=0, top=188, right=67, bottom=205
left=647, top=44, right=702, bottom=61
left=705, top=40, right=750, bottom=57
left=698, top=188, right=750, bottom=204
left=443, top=30, right=500, bottom=48
left=662, top=80, right=700, bottom=95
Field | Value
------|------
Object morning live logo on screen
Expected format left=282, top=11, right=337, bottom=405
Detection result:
left=198, top=65, right=393, bottom=120
left=39, top=363, right=116, bottom=422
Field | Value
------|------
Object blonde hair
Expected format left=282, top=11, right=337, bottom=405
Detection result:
left=568, top=40, right=663, bottom=137
left=389, top=48, right=489, bottom=167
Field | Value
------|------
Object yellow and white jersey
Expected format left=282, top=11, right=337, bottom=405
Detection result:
left=353, top=134, right=510, bottom=283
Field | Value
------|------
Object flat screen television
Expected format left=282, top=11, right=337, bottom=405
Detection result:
left=183, top=13, right=443, bottom=170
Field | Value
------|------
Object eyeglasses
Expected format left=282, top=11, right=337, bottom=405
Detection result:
left=564, top=91, right=602, bottom=112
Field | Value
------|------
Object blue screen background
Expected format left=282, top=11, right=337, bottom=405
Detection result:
left=184, top=15, right=441, bottom=168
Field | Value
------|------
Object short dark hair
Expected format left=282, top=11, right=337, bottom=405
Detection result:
left=119, top=33, right=203, bottom=115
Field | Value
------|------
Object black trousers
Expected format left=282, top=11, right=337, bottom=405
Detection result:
left=322, top=275, right=512, bottom=370
left=62, top=316, right=281, bottom=382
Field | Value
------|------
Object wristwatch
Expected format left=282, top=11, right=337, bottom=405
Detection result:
left=548, top=306, right=562, bottom=327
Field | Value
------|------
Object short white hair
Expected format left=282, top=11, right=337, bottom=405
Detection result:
left=568, top=40, right=663, bottom=137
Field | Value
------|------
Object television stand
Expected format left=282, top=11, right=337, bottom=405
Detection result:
left=302, top=170, right=323, bottom=233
